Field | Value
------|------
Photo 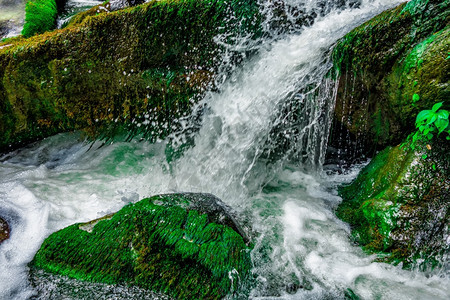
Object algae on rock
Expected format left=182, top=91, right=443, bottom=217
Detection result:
left=337, top=137, right=449, bottom=268
left=330, top=0, right=449, bottom=158
left=31, top=193, right=253, bottom=300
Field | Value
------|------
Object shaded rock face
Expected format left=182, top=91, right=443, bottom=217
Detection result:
left=108, top=0, right=145, bottom=11
left=0, top=216, right=10, bottom=244
left=330, top=0, right=450, bottom=160
left=0, top=0, right=260, bottom=153
left=266, top=0, right=361, bottom=35
left=337, top=138, right=449, bottom=269
left=31, top=193, right=252, bottom=299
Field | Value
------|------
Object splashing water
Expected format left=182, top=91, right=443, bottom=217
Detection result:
left=0, top=0, right=449, bottom=299
left=0, top=0, right=25, bottom=38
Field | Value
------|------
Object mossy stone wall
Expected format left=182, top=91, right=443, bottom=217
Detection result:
left=330, top=0, right=449, bottom=158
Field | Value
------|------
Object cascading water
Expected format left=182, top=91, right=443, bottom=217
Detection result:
left=0, top=0, right=449, bottom=299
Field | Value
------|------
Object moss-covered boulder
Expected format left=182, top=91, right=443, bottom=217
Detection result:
left=336, top=137, right=449, bottom=268
left=0, top=0, right=261, bottom=153
left=31, top=193, right=252, bottom=299
left=0, top=216, right=10, bottom=244
left=330, top=0, right=449, bottom=158
left=22, top=0, right=68, bottom=38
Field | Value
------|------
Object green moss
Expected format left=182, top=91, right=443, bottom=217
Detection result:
left=32, top=194, right=252, bottom=299
left=22, top=0, right=58, bottom=38
left=401, top=0, right=430, bottom=15
left=0, top=0, right=261, bottom=152
left=401, top=34, right=437, bottom=74
left=64, top=3, right=110, bottom=28
left=337, top=137, right=449, bottom=268
left=387, top=28, right=450, bottom=120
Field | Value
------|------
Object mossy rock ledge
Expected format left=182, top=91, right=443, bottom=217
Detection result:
left=330, top=0, right=449, bottom=158
left=0, top=0, right=261, bottom=153
left=30, top=193, right=253, bottom=299
left=336, top=137, right=449, bottom=269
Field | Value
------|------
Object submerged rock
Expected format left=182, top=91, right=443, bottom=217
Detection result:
left=31, top=193, right=252, bottom=299
left=0, top=216, right=10, bottom=244
left=330, top=0, right=449, bottom=159
left=337, top=138, right=449, bottom=269
left=30, top=269, right=173, bottom=299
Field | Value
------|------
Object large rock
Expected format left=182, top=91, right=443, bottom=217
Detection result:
left=0, top=0, right=261, bottom=153
left=31, top=193, right=252, bottom=299
left=22, top=0, right=62, bottom=38
left=336, top=137, right=449, bottom=268
left=330, top=0, right=449, bottom=159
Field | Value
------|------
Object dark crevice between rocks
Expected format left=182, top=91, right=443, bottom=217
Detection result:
left=0, top=216, right=10, bottom=244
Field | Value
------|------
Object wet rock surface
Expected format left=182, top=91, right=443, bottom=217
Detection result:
left=0, top=216, right=10, bottom=244
left=29, top=269, right=173, bottom=300
left=337, top=138, right=449, bottom=268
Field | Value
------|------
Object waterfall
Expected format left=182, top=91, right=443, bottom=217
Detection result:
left=1, top=0, right=449, bottom=299
left=168, top=0, right=403, bottom=203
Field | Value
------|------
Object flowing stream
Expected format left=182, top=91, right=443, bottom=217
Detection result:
left=0, top=0, right=25, bottom=38
left=1, top=0, right=449, bottom=299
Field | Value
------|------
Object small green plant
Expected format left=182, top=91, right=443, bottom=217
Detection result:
left=408, top=102, right=450, bottom=150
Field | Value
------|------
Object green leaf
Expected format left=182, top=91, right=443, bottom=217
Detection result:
left=416, top=110, right=431, bottom=125
left=422, top=154, right=427, bottom=159
left=426, top=132, right=433, bottom=140
left=435, top=118, right=449, bottom=133
left=437, top=109, right=449, bottom=119
left=427, top=114, right=437, bottom=125
left=412, top=93, right=420, bottom=102
left=432, top=164, right=436, bottom=170
left=432, top=102, right=443, bottom=112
